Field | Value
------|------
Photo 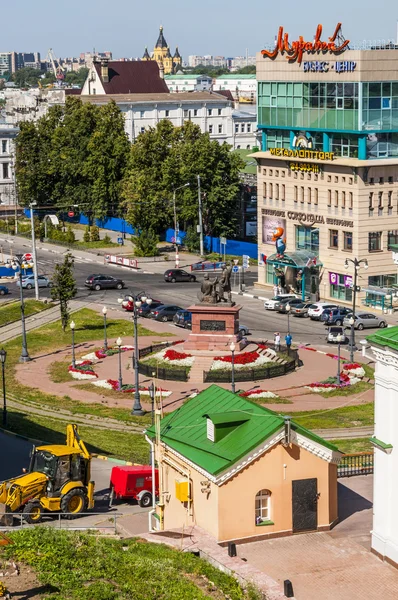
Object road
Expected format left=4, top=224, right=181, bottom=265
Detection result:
left=0, top=236, right=389, bottom=346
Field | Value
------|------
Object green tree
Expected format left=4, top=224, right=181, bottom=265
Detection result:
left=83, top=226, right=91, bottom=243
left=51, top=252, right=77, bottom=331
left=12, top=67, right=55, bottom=88
left=90, top=225, right=100, bottom=242
left=64, top=67, right=89, bottom=87
left=133, top=229, right=160, bottom=257
left=122, top=120, right=244, bottom=238
left=65, top=226, right=75, bottom=244
left=184, top=225, right=200, bottom=253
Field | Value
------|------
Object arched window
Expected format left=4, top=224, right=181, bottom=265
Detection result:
left=255, top=489, right=271, bottom=524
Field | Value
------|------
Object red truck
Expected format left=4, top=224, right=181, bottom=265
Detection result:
left=109, top=465, right=159, bottom=508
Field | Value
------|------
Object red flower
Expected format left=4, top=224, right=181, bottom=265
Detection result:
left=164, top=349, right=192, bottom=361
left=343, top=363, right=361, bottom=370
left=214, top=351, right=260, bottom=365
left=257, top=344, right=268, bottom=350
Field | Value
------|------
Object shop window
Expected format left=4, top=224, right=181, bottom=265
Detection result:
left=368, top=273, right=397, bottom=287
left=330, top=273, right=353, bottom=302
left=329, top=230, right=338, bottom=248
left=327, top=190, right=332, bottom=207
left=344, top=231, right=353, bottom=251
left=387, top=230, right=398, bottom=249
left=255, top=489, right=271, bottom=524
left=314, top=188, right=318, bottom=205
left=368, top=231, right=382, bottom=252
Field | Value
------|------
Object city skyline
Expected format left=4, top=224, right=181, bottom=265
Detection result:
left=2, top=0, right=398, bottom=61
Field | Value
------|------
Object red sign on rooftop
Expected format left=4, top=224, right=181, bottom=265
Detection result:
left=261, top=23, right=350, bottom=65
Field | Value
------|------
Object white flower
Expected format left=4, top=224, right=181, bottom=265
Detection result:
left=343, top=367, right=365, bottom=378
left=347, top=376, right=361, bottom=385
left=80, top=352, right=99, bottom=362
left=304, top=385, right=335, bottom=393
left=91, top=379, right=114, bottom=389
left=211, top=354, right=273, bottom=371
left=147, top=349, right=194, bottom=367
left=69, top=371, right=97, bottom=380
left=245, top=391, right=279, bottom=399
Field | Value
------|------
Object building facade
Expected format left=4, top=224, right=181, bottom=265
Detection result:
left=164, top=74, right=213, bottom=92
left=214, top=74, right=257, bottom=103
left=255, top=24, right=398, bottom=306
left=142, top=26, right=182, bottom=75
left=0, top=123, right=18, bottom=208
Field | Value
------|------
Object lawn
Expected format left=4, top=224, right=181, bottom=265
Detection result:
left=317, top=380, right=373, bottom=398
left=287, top=402, right=374, bottom=430
left=331, top=437, right=374, bottom=454
left=4, top=529, right=261, bottom=600
left=0, top=299, right=54, bottom=327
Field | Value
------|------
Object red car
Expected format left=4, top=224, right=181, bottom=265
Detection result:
left=109, top=465, right=159, bottom=508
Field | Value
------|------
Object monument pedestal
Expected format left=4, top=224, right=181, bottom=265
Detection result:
left=183, top=304, right=244, bottom=352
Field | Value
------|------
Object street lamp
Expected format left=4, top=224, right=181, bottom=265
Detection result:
left=148, top=378, right=156, bottom=464
left=0, top=348, right=7, bottom=426
left=345, top=258, right=368, bottom=362
left=336, top=333, right=344, bottom=385
left=7, top=254, right=31, bottom=362
left=173, top=183, right=190, bottom=268
left=102, top=306, right=108, bottom=352
left=70, top=321, right=76, bottom=368
left=285, top=303, right=291, bottom=336
left=230, top=341, right=236, bottom=394
left=116, top=336, right=123, bottom=390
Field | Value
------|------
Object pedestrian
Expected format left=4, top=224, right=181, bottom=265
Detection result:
left=274, top=332, right=281, bottom=352
left=273, top=283, right=278, bottom=298
left=285, top=333, right=292, bottom=356
left=277, top=284, right=282, bottom=295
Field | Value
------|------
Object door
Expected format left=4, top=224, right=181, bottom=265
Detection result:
left=366, top=314, right=378, bottom=328
left=292, top=478, right=318, bottom=533
left=180, top=270, right=190, bottom=281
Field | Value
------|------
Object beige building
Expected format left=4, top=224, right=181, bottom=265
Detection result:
left=147, top=385, right=341, bottom=544
left=254, top=24, right=398, bottom=310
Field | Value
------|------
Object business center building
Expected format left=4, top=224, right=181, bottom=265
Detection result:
left=255, top=24, right=398, bottom=308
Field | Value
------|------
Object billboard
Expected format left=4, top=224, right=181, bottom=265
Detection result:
left=262, top=215, right=286, bottom=246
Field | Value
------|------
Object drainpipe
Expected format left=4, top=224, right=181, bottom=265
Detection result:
left=145, top=435, right=157, bottom=532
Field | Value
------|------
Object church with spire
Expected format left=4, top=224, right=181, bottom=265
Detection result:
left=142, top=25, right=183, bottom=75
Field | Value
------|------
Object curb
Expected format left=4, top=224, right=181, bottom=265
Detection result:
left=231, top=290, right=268, bottom=301
left=0, top=425, right=45, bottom=447
left=92, top=454, right=137, bottom=466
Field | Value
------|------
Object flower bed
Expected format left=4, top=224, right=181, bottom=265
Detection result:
left=68, top=360, right=98, bottom=380
left=239, top=390, right=279, bottom=399
left=342, top=363, right=366, bottom=378
left=92, top=379, right=171, bottom=396
left=304, top=368, right=364, bottom=393
left=81, top=346, right=134, bottom=362
left=211, top=351, right=272, bottom=371
left=148, top=347, right=195, bottom=367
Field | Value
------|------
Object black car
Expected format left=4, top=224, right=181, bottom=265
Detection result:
left=164, top=269, right=196, bottom=283
left=321, top=307, right=352, bottom=326
left=275, top=297, right=303, bottom=314
left=149, top=305, right=184, bottom=322
left=85, top=274, right=125, bottom=291
left=138, top=301, right=163, bottom=318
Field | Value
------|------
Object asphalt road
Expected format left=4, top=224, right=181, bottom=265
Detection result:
left=0, top=236, right=387, bottom=346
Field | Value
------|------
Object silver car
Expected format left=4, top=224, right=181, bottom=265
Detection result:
left=17, top=274, right=52, bottom=289
left=343, top=311, right=387, bottom=330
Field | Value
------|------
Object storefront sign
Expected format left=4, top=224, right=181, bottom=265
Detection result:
left=329, top=272, right=353, bottom=287
left=270, top=148, right=334, bottom=161
left=262, top=209, right=354, bottom=228
left=326, top=217, right=354, bottom=228
left=287, top=211, right=325, bottom=224
left=289, top=162, right=321, bottom=173
left=261, top=23, right=350, bottom=65
left=262, top=214, right=286, bottom=245
left=303, top=60, right=356, bottom=73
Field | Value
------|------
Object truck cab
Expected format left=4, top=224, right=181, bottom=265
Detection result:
left=109, top=466, right=159, bottom=508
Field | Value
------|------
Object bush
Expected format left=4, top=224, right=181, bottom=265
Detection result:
left=184, top=225, right=200, bottom=253
left=90, top=225, right=100, bottom=242
left=65, top=225, right=75, bottom=244
left=103, top=234, right=112, bottom=245
left=83, top=226, right=91, bottom=243
left=133, top=229, right=160, bottom=257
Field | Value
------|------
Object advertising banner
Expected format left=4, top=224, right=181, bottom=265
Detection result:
left=104, top=255, right=138, bottom=269
left=329, top=272, right=338, bottom=285
left=329, top=272, right=353, bottom=288
left=262, top=215, right=286, bottom=245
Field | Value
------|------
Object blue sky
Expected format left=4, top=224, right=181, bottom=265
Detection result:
left=3, top=0, right=398, bottom=59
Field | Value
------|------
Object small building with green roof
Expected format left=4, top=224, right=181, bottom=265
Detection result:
left=146, top=385, right=341, bottom=543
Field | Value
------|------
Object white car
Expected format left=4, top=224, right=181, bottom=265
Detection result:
left=326, top=326, right=348, bottom=344
left=264, top=294, right=298, bottom=310
left=307, top=302, right=338, bottom=320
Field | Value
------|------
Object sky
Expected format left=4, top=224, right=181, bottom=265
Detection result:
left=2, top=0, right=398, bottom=60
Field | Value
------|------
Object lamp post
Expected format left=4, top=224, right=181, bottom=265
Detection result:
left=0, top=348, right=7, bottom=426
left=197, top=175, right=204, bottom=257
left=336, top=333, right=343, bottom=385
left=102, top=306, right=108, bottom=352
left=344, top=257, right=368, bottom=362
left=70, top=320, right=76, bottom=368
left=173, top=183, right=190, bottom=268
left=230, top=341, right=236, bottom=394
left=148, top=378, right=156, bottom=463
left=8, top=254, right=31, bottom=362
left=116, top=336, right=123, bottom=390
left=29, top=202, right=39, bottom=300
left=285, top=303, right=291, bottom=336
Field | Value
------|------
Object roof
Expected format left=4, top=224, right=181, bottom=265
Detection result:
left=174, top=47, right=181, bottom=59
left=36, top=445, right=80, bottom=456
left=267, top=251, right=323, bottom=269
left=216, top=89, right=234, bottom=101
left=216, top=74, right=256, bottom=79
left=142, top=47, right=150, bottom=59
left=367, top=326, right=398, bottom=352
left=147, top=385, right=338, bottom=477
left=92, top=60, right=169, bottom=95
left=80, top=91, right=229, bottom=105
left=155, top=25, right=168, bottom=49
left=164, top=74, right=202, bottom=80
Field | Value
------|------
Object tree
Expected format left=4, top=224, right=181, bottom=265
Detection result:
left=184, top=225, right=200, bottom=253
left=12, top=67, right=55, bottom=88
left=122, top=120, right=244, bottom=238
left=51, top=252, right=77, bottom=331
left=90, top=225, right=100, bottom=242
left=133, top=229, right=160, bottom=257
left=64, top=68, right=89, bottom=87
left=83, top=226, right=91, bottom=243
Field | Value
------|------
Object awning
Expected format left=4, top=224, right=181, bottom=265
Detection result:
left=362, top=286, right=396, bottom=297
left=266, top=251, right=322, bottom=269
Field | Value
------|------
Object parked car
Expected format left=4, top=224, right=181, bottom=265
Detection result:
left=291, top=302, right=313, bottom=318
left=173, top=310, right=192, bottom=329
left=85, top=274, right=125, bottom=291
left=321, top=307, right=352, bottom=326
left=326, top=326, right=349, bottom=344
left=0, top=285, right=9, bottom=296
left=149, top=304, right=184, bottom=322
left=17, top=274, right=52, bottom=289
left=343, top=311, right=388, bottom=330
left=239, top=324, right=250, bottom=336
left=275, top=297, right=303, bottom=314
left=307, top=302, right=338, bottom=320
left=120, top=291, right=150, bottom=311
left=137, top=301, right=163, bottom=317
left=164, top=269, right=196, bottom=283
left=109, top=465, right=159, bottom=508
left=264, top=294, right=298, bottom=310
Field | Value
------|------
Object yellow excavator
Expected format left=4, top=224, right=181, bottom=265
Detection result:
left=0, top=424, right=94, bottom=525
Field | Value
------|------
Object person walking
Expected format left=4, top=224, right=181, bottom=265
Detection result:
left=274, top=332, right=281, bottom=352
left=273, top=283, right=278, bottom=297
left=285, top=333, right=292, bottom=356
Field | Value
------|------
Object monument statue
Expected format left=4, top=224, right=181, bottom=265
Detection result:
left=197, top=262, right=235, bottom=305
left=219, top=263, right=233, bottom=303
left=198, top=273, right=219, bottom=304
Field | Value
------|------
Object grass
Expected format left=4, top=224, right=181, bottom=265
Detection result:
left=245, top=395, right=292, bottom=405
left=287, top=402, right=374, bottom=430
left=362, top=363, right=375, bottom=379
left=4, top=529, right=261, bottom=600
left=331, top=437, right=374, bottom=454
left=317, top=380, right=373, bottom=398
left=48, top=360, right=72, bottom=383
left=0, top=299, right=54, bottom=327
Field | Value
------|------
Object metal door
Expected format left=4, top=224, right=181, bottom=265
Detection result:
left=292, top=478, right=318, bottom=533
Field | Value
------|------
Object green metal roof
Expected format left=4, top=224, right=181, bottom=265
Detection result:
left=215, top=74, right=256, bottom=79
left=367, top=326, right=398, bottom=352
left=147, top=385, right=338, bottom=476
left=164, top=74, right=202, bottom=80
left=204, top=411, right=252, bottom=425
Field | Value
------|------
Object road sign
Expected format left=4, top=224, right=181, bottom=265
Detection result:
left=23, top=253, right=32, bottom=262
left=232, top=265, right=239, bottom=273
left=117, top=237, right=123, bottom=244
left=68, top=211, right=75, bottom=217
left=220, top=236, right=227, bottom=245
left=176, top=237, right=181, bottom=245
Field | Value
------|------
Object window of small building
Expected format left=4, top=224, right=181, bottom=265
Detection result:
left=329, top=229, right=338, bottom=248
left=368, top=231, right=382, bottom=252
left=388, top=230, right=398, bottom=249
left=255, top=489, right=271, bottom=524
left=344, top=231, right=353, bottom=251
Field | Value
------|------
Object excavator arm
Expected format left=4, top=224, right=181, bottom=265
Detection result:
left=66, top=424, right=90, bottom=459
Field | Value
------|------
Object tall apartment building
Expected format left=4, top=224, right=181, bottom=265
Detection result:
left=0, top=53, right=12, bottom=76
left=254, top=23, right=398, bottom=309
left=0, top=123, right=18, bottom=208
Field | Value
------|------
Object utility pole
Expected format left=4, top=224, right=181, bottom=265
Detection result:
left=197, top=175, right=204, bottom=257
left=30, top=203, right=39, bottom=300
